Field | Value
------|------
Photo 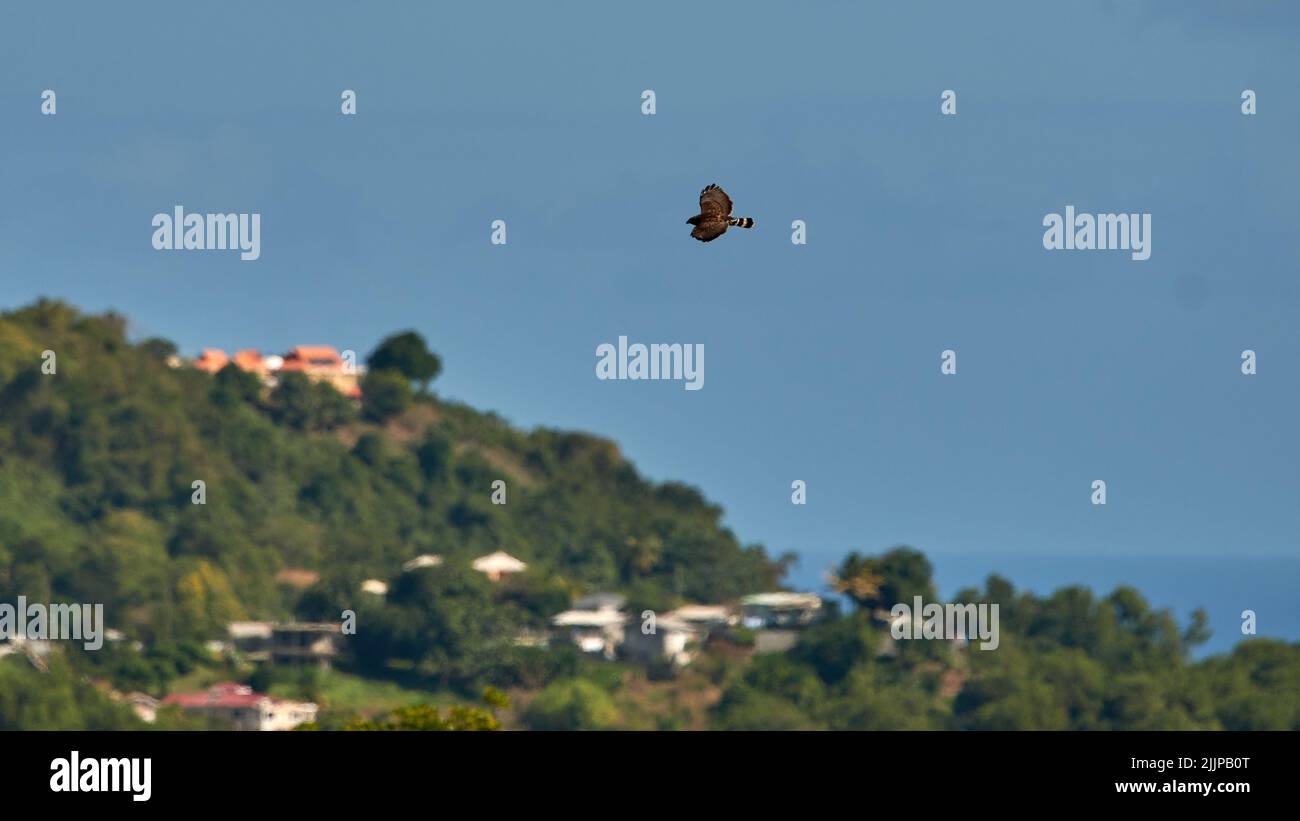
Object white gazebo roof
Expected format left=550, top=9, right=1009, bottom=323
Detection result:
left=740, top=592, right=823, bottom=610
left=552, top=609, right=628, bottom=628
left=472, top=551, right=527, bottom=574
left=401, top=554, right=443, bottom=572
left=668, top=604, right=733, bottom=623
left=227, top=621, right=273, bottom=639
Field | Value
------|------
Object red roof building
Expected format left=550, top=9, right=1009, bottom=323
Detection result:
left=278, top=345, right=361, bottom=399
left=191, top=344, right=363, bottom=399
left=232, top=349, right=267, bottom=374
left=162, top=682, right=318, bottom=731
left=193, top=348, right=230, bottom=373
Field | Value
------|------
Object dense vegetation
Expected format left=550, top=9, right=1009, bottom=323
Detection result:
left=0, top=299, right=778, bottom=712
left=708, top=549, right=1298, bottom=730
left=0, top=299, right=1295, bottom=731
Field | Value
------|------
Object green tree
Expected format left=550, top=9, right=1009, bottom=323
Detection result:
left=367, top=331, right=442, bottom=393
left=0, top=656, right=142, bottom=730
left=335, top=689, right=508, bottom=731
left=211, top=362, right=263, bottom=406
left=522, top=679, right=619, bottom=730
left=268, top=371, right=356, bottom=431
left=361, top=370, right=412, bottom=422
left=831, top=547, right=935, bottom=614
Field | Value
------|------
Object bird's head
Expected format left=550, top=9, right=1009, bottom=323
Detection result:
left=686, top=216, right=699, bottom=225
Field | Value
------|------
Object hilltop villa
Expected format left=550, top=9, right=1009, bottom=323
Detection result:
left=188, top=344, right=362, bottom=399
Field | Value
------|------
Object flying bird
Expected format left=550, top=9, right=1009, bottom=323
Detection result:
left=686, top=183, right=754, bottom=242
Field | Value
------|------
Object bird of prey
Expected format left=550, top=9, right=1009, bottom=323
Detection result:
left=686, top=183, right=754, bottom=242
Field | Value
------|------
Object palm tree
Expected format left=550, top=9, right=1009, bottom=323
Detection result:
left=829, top=552, right=886, bottom=611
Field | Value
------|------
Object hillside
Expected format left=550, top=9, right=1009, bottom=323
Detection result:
left=2, top=299, right=1297, bottom=732
left=0, top=300, right=778, bottom=689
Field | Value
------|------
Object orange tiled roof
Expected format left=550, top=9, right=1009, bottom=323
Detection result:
left=232, top=349, right=264, bottom=371
left=280, top=345, right=344, bottom=371
left=194, top=348, right=229, bottom=373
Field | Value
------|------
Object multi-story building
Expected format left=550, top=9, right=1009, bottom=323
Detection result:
left=187, top=344, right=363, bottom=399
left=277, top=345, right=362, bottom=399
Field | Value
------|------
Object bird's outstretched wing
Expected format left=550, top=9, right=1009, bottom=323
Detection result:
left=699, top=183, right=732, bottom=219
left=691, top=222, right=727, bottom=242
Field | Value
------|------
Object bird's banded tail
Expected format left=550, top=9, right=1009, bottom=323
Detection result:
left=728, top=217, right=755, bottom=228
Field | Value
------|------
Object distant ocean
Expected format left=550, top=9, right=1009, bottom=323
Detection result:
left=788, top=553, right=1300, bottom=658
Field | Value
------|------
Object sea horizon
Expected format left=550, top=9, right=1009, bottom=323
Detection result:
left=789, top=551, right=1298, bottom=658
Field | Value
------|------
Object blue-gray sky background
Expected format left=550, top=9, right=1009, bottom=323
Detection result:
left=2, top=2, right=1297, bottom=652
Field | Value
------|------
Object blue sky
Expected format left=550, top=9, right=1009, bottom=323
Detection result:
left=2, top=3, right=1297, bottom=642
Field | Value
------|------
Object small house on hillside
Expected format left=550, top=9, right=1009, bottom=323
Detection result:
left=667, top=604, right=735, bottom=632
left=270, top=623, right=340, bottom=669
left=739, top=592, right=824, bottom=629
left=551, top=609, right=627, bottom=659
left=622, top=614, right=700, bottom=668
left=162, top=683, right=317, bottom=731
left=472, top=551, right=527, bottom=582
left=401, top=554, right=443, bottom=572
left=573, top=592, right=626, bottom=613
left=227, top=621, right=273, bottom=662
left=227, top=621, right=340, bottom=669
left=740, top=593, right=825, bottom=654
left=360, top=579, right=389, bottom=596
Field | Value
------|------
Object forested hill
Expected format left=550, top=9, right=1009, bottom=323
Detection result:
left=0, top=299, right=781, bottom=646
left=3, top=299, right=1298, bottom=733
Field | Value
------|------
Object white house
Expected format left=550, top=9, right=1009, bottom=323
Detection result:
left=227, top=621, right=273, bottom=662
left=739, top=592, right=824, bottom=629
left=162, top=683, right=317, bottom=731
left=551, top=609, right=627, bottom=659
left=666, top=604, right=735, bottom=631
left=573, top=592, right=626, bottom=613
left=622, top=614, right=701, bottom=667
